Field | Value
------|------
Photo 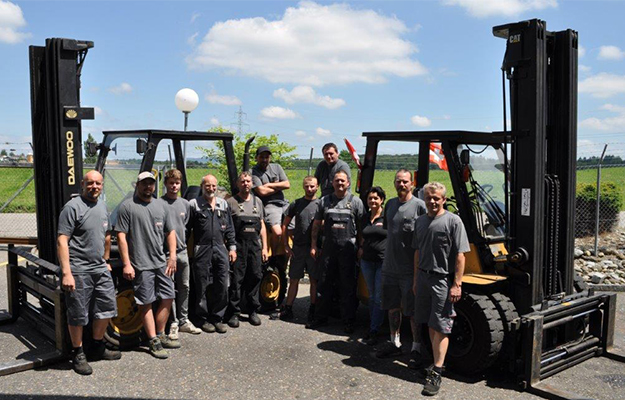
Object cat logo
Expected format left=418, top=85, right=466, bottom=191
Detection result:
left=66, top=130, right=75, bottom=185
left=509, top=34, right=521, bottom=44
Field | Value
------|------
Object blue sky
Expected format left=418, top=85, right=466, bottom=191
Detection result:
left=1, top=0, right=625, bottom=159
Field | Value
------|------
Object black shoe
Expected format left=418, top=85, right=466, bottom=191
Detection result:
left=306, top=317, right=328, bottom=329
left=408, top=350, right=424, bottom=370
left=201, top=321, right=216, bottom=333
left=214, top=322, right=228, bottom=333
left=307, top=305, right=315, bottom=323
left=228, top=315, right=240, bottom=328
left=417, top=364, right=444, bottom=379
left=249, top=312, right=262, bottom=326
left=363, top=330, right=379, bottom=346
left=87, top=341, right=122, bottom=361
left=344, top=320, right=355, bottom=334
left=422, top=368, right=442, bottom=396
left=375, top=341, right=402, bottom=358
left=72, top=349, right=93, bottom=375
left=280, top=306, right=294, bottom=321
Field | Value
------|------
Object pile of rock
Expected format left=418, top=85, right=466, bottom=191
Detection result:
left=574, top=229, right=625, bottom=286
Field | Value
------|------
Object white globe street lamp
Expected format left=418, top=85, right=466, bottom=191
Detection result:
left=175, top=88, right=199, bottom=170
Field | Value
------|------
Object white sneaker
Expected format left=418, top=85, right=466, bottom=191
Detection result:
left=169, top=322, right=179, bottom=340
left=179, top=321, right=202, bottom=335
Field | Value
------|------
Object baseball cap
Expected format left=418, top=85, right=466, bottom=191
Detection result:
left=137, top=171, right=156, bottom=183
left=256, top=146, right=272, bottom=156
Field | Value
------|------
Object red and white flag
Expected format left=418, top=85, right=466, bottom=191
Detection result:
left=344, top=138, right=362, bottom=169
left=429, top=143, right=448, bottom=171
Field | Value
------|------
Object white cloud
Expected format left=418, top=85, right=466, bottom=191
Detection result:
left=578, top=45, right=586, bottom=58
left=579, top=73, right=625, bottom=98
left=411, top=115, right=432, bottom=127
left=598, top=45, right=625, bottom=61
left=316, top=127, right=332, bottom=137
left=443, top=0, right=557, bottom=18
left=579, top=64, right=591, bottom=73
left=579, top=103, right=625, bottom=132
left=0, top=1, right=31, bottom=44
left=187, top=32, right=199, bottom=46
left=187, top=1, right=427, bottom=86
left=206, top=90, right=242, bottom=106
left=295, top=130, right=307, bottom=137
left=274, top=86, right=345, bottom=109
left=191, top=12, right=201, bottom=24
left=108, top=82, right=133, bottom=95
left=260, top=106, right=299, bottom=119
left=210, top=117, right=220, bottom=126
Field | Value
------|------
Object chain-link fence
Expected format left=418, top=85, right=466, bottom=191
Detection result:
left=0, top=164, right=37, bottom=239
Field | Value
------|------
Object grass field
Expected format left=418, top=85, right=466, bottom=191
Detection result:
left=1, top=165, right=624, bottom=212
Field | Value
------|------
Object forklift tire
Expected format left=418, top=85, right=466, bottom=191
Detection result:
left=259, top=266, right=287, bottom=311
left=487, top=292, right=519, bottom=368
left=573, top=273, right=588, bottom=293
left=427, top=293, right=504, bottom=375
left=104, top=279, right=145, bottom=350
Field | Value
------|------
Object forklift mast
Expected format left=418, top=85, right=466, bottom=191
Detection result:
left=29, top=39, right=94, bottom=265
left=494, top=20, right=578, bottom=313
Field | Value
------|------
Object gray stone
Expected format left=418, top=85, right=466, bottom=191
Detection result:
left=590, top=272, right=606, bottom=284
left=574, top=248, right=584, bottom=258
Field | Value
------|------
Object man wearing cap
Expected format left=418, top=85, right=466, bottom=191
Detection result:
left=188, top=174, right=237, bottom=334
left=314, top=142, right=351, bottom=197
left=116, top=171, right=180, bottom=359
left=251, top=146, right=290, bottom=253
left=58, top=170, right=121, bottom=375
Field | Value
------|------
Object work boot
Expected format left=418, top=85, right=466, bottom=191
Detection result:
left=306, top=317, right=328, bottom=330
left=72, top=348, right=93, bottom=375
left=375, top=341, right=402, bottom=358
left=169, top=322, right=179, bottom=340
left=228, top=315, right=240, bottom=328
left=363, top=330, right=379, bottom=346
left=280, top=306, right=294, bottom=321
left=87, top=340, right=121, bottom=361
left=344, top=319, right=355, bottom=334
left=422, top=368, right=442, bottom=396
left=179, top=321, right=202, bottom=335
left=249, top=312, right=262, bottom=326
left=158, top=333, right=181, bottom=349
left=214, top=322, right=228, bottom=334
left=148, top=337, right=169, bottom=359
left=201, top=321, right=216, bottom=333
left=408, top=350, right=424, bottom=370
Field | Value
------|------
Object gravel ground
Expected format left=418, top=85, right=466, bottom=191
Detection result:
left=1, top=261, right=624, bottom=400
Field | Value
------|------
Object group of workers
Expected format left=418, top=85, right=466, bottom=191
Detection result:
left=57, top=142, right=469, bottom=396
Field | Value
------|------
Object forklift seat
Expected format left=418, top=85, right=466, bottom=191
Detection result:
left=184, top=185, right=201, bottom=201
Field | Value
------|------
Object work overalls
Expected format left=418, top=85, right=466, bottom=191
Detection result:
left=228, top=198, right=263, bottom=316
left=191, top=201, right=232, bottom=323
left=316, top=194, right=359, bottom=322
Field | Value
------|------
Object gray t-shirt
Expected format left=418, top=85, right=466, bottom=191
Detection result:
left=252, top=163, right=289, bottom=206
left=116, top=196, right=174, bottom=271
left=57, top=196, right=110, bottom=274
left=315, top=159, right=352, bottom=197
left=286, top=197, right=319, bottom=247
left=382, top=196, right=426, bottom=276
left=315, top=193, right=364, bottom=241
left=159, top=196, right=190, bottom=253
left=413, top=211, right=471, bottom=275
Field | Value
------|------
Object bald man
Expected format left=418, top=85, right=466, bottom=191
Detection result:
left=58, top=170, right=121, bottom=375
left=188, top=174, right=237, bottom=334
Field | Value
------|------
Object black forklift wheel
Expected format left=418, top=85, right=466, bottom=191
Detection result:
left=420, top=293, right=504, bottom=375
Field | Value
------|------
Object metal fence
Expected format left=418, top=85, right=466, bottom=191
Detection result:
left=0, top=163, right=623, bottom=245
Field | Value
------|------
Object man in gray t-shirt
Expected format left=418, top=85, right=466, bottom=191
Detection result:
left=314, top=142, right=352, bottom=197
left=376, top=169, right=427, bottom=362
left=116, top=171, right=179, bottom=359
left=412, top=182, right=470, bottom=396
left=252, top=146, right=291, bottom=254
left=58, top=170, right=120, bottom=375
left=159, top=169, right=201, bottom=337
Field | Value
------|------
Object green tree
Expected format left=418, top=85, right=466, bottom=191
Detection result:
left=84, top=133, right=98, bottom=164
left=197, top=128, right=297, bottom=186
left=339, top=149, right=358, bottom=169
left=0, top=149, right=6, bottom=157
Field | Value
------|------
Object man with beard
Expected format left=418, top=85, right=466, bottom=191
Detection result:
left=314, top=143, right=351, bottom=197
left=58, top=170, right=121, bottom=375
left=188, top=174, right=237, bottom=334
left=413, top=182, right=470, bottom=396
left=251, top=146, right=290, bottom=253
left=375, top=169, right=426, bottom=368
left=308, top=171, right=364, bottom=332
left=226, top=172, right=269, bottom=327
left=116, top=171, right=179, bottom=359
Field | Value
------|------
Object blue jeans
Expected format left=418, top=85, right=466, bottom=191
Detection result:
left=360, top=259, right=384, bottom=333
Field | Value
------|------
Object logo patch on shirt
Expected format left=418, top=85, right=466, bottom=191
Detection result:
left=155, top=222, right=163, bottom=228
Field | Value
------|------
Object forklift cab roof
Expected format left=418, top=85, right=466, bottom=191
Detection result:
left=362, top=130, right=518, bottom=145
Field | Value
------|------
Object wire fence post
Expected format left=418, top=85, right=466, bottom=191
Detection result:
left=307, top=147, right=314, bottom=176
left=594, top=144, right=608, bottom=255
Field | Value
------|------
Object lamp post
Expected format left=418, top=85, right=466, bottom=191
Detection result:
left=175, top=88, right=199, bottom=170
